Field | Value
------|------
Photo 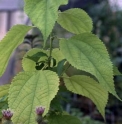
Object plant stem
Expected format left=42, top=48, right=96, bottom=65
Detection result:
left=48, top=35, right=54, bottom=68
left=53, top=35, right=63, bottom=40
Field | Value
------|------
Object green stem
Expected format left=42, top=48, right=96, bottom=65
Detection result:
left=53, top=36, right=63, bottom=40
left=48, top=36, right=54, bottom=68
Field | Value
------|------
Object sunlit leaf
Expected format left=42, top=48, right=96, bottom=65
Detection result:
left=24, top=0, right=68, bottom=46
left=0, top=84, right=10, bottom=98
left=8, top=70, right=59, bottom=124
left=60, top=33, right=119, bottom=99
left=22, top=48, right=48, bottom=71
left=57, top=8, right=93, bottom=34
left=0, top=25, right=32, bottom=76
left=64, top=75, right=108, bottom=118
left=51, top=48, right=65, bottom=64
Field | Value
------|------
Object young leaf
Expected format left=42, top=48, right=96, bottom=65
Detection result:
left=8, top=70, right=59, bottom=124
left=48, top=115, right=81, bottom=124
left=57, top=59, right=66, bottom=76
left=60, top=33, right=119, bottom=99
left=51, top=48, right=65, bottom=64
left=0, top=84, right=10, bottom=98
left=63, top=75, right=108, bottom=118
left=24, top=0, right=68, bottom=46
left=57, top=8, right=93, bottom=34
left=22, top=48, right=48, bottom=71
left=0, top=25, right=32, bottom=76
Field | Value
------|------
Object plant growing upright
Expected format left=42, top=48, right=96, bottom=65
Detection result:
left=0, top=0, right=122, bottom=124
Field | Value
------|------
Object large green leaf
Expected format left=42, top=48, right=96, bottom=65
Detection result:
left=60, top=33, right=119, bottom=98
left=63, top=75, right=108, bottom=118
left=0, top=84, right=10, bottom=98
left=22, top=48, right=48, bottom=71
left=57, top=8, right=93, bottom=34
left=8, top=70, right=59, bottom=124
left=24, top=0, right=68, bottom=46
left=0, top=25, right=32, bottom=76
left=48, top=115, right=81, bottom=124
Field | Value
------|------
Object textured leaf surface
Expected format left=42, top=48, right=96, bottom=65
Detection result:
left=60, top=33, right=118, bottom=98
left=57, top=8, right=93, bottom=34
left=0, top=84, right=10, bottom=98
left=64, top=75, right=108, bottom=118
left=0, top=25, right=32, bottom=76
left=24, top=0, right=68, bottom=45
left=51, top=48, right=65, bottom=64
left=22, top=48, right=48, bottom=71
left=8, top=70, right=59, bottom=124
left=48, top=115, right=81, bottom=124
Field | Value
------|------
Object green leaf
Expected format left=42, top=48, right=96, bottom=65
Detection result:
left=113, top=66, right=122, bottom=76
left=22, top=48, right=48, bottom=71
left=0, top=101, right=8, bottom=109
left=51, top=48, right=65, bottom=64
left=63, top=75, right=108, bottom=118
left=8, top=70, right=59, bottom=124
left=0, top=25, right=32, bottom=76
left=24, top=0, right=68, bottom=46
left=57, top=59, right=66, bottom=76
left=48, top=115, right=81, bottom=124
left=0, top=84, right=10, bottom=98
left=22, top=48, right=64, bottom=71
left=50, top=96, right=63, bottom=112
left=57, top=8, right=93, bottom=34
left=66, top=66, right=98, bottom=82
left=60, top=33, right=119, bottom=99
left=0, top=101, right=8, bottom=118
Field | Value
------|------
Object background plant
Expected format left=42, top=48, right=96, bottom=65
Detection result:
left=0, top=0, right=122, bottom=124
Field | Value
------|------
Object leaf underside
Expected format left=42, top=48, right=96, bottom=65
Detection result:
left=24, top=0, right=68, bottom=45
left=64, top=75, right=108, bottom=118
left=57, top=8, right=93, bottom=34
left=60, top=33, right=119, bottom=99
left=8, top=70, right=59, bottom=124
left=0, top=25, right=32, bottom=76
